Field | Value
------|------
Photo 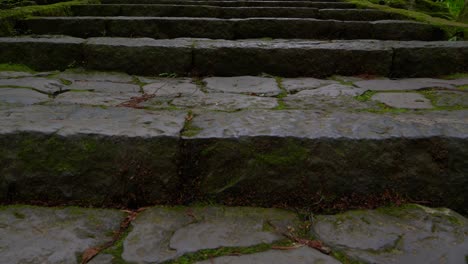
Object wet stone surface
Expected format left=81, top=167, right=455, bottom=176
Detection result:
left=371, top=92, right=433, bottom=109
left=120, top=207, right=299, bottom=263
left=204, top=76, right=281, bottom=96
left=0, top=205, right=125, bottom=264
left=1, top=205, right=467, bottom=264
left=196, top=247, right=342, bottom=264
left=311, top=205, right=468, bottom=264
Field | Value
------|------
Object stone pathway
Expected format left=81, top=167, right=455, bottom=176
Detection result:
left=0, top=69, right=467, bottom=213
left=0, top=204, right=466, bottom=263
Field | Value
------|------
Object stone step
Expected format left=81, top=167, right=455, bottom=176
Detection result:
left=1, top=204, right=466, bottom=264
left=100, top=0, right=357, bottom=8
left=1, top=36, right=467, bottom=77
left=0, top=103, right=466, bottom=211
left=20, top=17, right=444, bottom=41
left=71, top=5, right=403, bottom=20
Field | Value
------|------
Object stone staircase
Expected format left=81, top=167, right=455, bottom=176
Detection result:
left=0, top=0, right=467, bottom=215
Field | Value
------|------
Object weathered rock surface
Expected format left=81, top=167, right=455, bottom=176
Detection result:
left=0, top=205, right=125, bottom=264
left=354, top=78, right=459, bottom=91
left=196, top=247, right=341, bottom=264
left=121, top=207, right=299, bottom=263
left=0, top=87, right=50, bottom=105
left=204, top=76, right=280, bottom=96
left=371, top=92, right=433, bottom=109
left=311, top=204, right=468, bottom=264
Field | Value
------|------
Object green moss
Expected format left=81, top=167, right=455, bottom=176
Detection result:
left=332, top=250, right=365, bottom=264
left=458, top=84, right=468, bottom=90
left=164, top=240, right=292, bottom=264
left=375, top=203, right=422, bottom=217
left=344, top=0, right=468, bottom=39
left=419, top=89, right=468, bottom=110
left=12, top=211, right=26, bottom=219
left=439, top=72, right=468, bottom=79
left=102, top=226, right=133, bottom=264
left=255, top=142, right=308, bottom=166
left=181, top=111, right=202, bottom=137
left=0, top=63, right=35, bottom=72
left=0, top=0, right=99, bottom=36
left=355, top=90, right=377, bottom=102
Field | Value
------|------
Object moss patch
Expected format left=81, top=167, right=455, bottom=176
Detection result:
left=0, top=63, right=35, bottom=72
left=163, top=240, right=293, bottom=264
left=345, top=0, right=468, bottom=39
left=0, top=0, right=99, bottom=36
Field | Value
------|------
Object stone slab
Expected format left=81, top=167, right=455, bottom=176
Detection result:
left=311, top=204, right=468, bottom=264
left=354, top=78, right=458, bottom=91
left=23, top=17, right=443, bottom=41
left=142, top=78, right=202, bottom=97
left=83, top=37, right=193, bottom=75
left=171, top=93, right=279, bottom=111
left=196, top=247, right=341, bottom=264
left=100, top=0, right=356, bottom=8
left=0, top=205, right=125, bottom=264
left=181, top=110, right=468, bottom=212
left=0, top=106, right=185, bottom=205
left=188, top=110, right=468, bottom=139
left=194, top=39, right=394, bottom=77
left=371, top=92, right=433, bottom=109
left=204, top=76, right=280, bottom=96
left=56, top=70, right=134, bottom=83
left=121, top=207, right=298, bottom=263
left=72, top=5, right=322, bottom=18
left=0, top=36, right=84, bottom=71
left=0, top=87, right=50, bottom=105
left=0, top=77, right=66, bottom=94
left=281, top=77, right=338, bottom=93
left=1, top=37, right=467, bottom=77
left=290, top=83, right=366, bottom=97
left=429, top=90, right=468, bottom=107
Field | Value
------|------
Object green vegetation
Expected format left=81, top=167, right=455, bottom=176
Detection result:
left=355, top=90, right=377, bottom=102
left=164, top=240, right=293, bottom=264
left=345, top=0, right=468, bottom=39
left=0, top=63, right=35, bottom=72
left=0, top=0, right=98, bottom=36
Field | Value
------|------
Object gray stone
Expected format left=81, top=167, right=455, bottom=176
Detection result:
left=188, top=110, right=468, bottom=139
left=142, top=78, right=202, bottom=97
left=88, top=254, right=114, bottom=264
left=0, top=205, right=125, bottom=264
left=171, top=93, right=278, bottom=111
left=371, top=92, right=433, bottom=109
left=0, top=105, right=186, bottom=137
left=0, top=71, right=35, bottom=78
left=281, top=77, right=339, bottom=93
left=122, top=207, right=298, bottom=263
left=196, top=247, right=341, bottom=264
left=0, top=77, right=65, bottom=94
left=53, top=90, right=140, bottom=107
left=290, top=84, right=366, bottom=97
left=53, top=81, right=141, bottom=106
left=56, top=70, right=133, bottom=83
left=0, top=88, right=50, bottom=105
left=283, top=92, right=374, bottom=111
left=430, top=91, right=468, bottom=107
left=204, top=76, right=280, bottom=96
left=354, top=78, right=456, bottom=91
left=68, top=80, right=140, bottom=93
left=311, top=204, right=468, bottom=264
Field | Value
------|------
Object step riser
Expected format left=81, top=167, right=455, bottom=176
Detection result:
left=1, top=38, right=467, bottom=77
left=21, top=18, right=444, bottom=41
left=71, top=5, right=403, bottom=20
left=100, top=0, right=357, bottom=8
left=1, top=133, right=466, bottom=212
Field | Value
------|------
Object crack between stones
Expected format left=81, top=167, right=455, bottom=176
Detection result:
left=80, top=208, right=145, bottom=264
